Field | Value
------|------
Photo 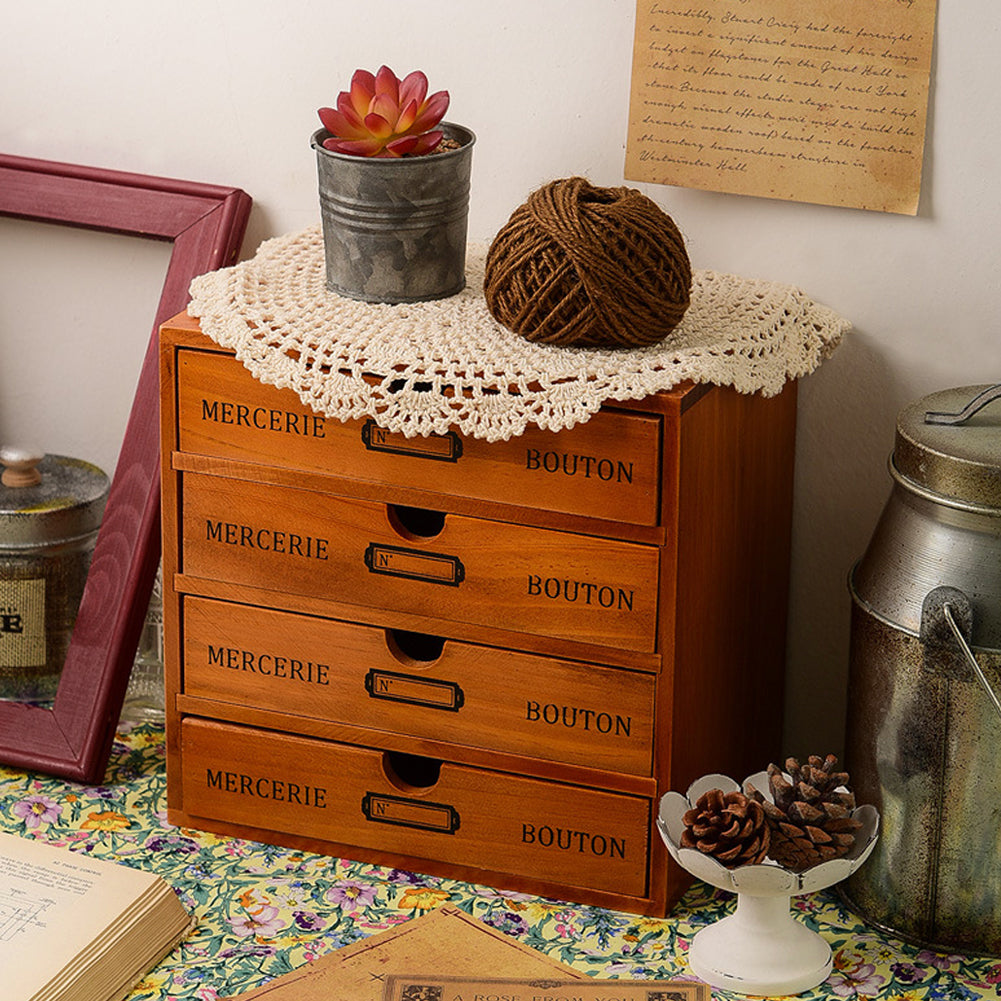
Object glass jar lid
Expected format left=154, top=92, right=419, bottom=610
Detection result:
left=894, top=385, right=1001, bottom=512
left=0, top=447, right=110, bottom=549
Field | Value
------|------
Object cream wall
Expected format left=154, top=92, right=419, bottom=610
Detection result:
left=2, top=1, right=998, bottom=757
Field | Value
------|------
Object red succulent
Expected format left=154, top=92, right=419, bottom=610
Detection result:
left=318, top=66, right=450, bottom=158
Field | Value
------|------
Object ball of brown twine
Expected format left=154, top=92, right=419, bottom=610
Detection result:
left=484, top=176, right=692, bottom=348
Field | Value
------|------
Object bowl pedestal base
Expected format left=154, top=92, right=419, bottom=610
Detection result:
left=689, top=892, right=832, bottom=996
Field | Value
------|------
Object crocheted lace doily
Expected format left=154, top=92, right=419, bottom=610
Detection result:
left=187, top=226, right=848, bottom=442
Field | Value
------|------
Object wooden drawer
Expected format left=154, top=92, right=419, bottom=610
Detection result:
left=179, top=717, right=651, bottom=897
left=162, top=313, right=800, bottom=915
left=180, top=470, right=660, bottom=652
left=175, top=348, right=663, bottom=527
left=182, top=596, right=657, bottom=776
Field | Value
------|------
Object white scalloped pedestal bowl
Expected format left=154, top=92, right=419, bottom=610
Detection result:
left=658, top=771, right=880, bottom=997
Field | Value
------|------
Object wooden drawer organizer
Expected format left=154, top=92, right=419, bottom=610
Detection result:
left=160, top=311, right=798, bottom=916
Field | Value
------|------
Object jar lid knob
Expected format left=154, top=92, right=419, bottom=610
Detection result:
left=0, top=445, right=45, bottom=488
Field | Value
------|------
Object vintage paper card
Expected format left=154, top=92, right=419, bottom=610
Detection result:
left=625, top=0, right=938, bottom=213
left=227, top=906, right=586, bottom=999
left=383, top=976, right=709, bottom=1001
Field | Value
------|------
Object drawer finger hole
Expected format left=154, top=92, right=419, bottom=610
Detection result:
left=387, top=504, right=446, bottom=540
left=383, top=750, right=442, bottom=792
left=385, top=628, right=446, bottom=665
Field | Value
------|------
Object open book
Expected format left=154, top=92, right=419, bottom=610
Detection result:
left=0, top=832, right=193, bottom=1001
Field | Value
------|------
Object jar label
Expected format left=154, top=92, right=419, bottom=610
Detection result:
left=0, top=578, right=46, bottom=668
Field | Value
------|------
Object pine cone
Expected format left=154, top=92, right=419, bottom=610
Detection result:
left=747, top=754, right=862, bottom=872
left=680, top=788, right=770, bottom=867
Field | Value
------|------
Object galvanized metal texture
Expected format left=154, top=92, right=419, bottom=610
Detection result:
left=312, top=123, right=474, bottom=304
left=0, top=452, right=108, bottom=549
left=844, top=384, right=1001, bottom=956
left=935, top=592, right=1001, bottom=723
left=0, top=452, right=108, bottom=702
left=851, top=481, right=1001, bottom=649
left=843, top=596, right=1001, bottom=956
left=925, top=383, right=1001, bottom=425
left=895, top=383, right=1001, bottom=510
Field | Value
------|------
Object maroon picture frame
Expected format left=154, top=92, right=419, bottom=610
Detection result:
left=0, top=154, right=251, bottom=782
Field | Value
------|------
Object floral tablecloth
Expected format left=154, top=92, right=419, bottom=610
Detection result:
left=0, top=723, right=995, bottom=1001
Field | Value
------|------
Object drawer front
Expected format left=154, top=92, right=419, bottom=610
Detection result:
left=180, top=471, right=659, bottom=652
left=183, top=597, right=657, bottom=775
left=180, top=717, right=651, bottom=896
left=176, top=349, right=662, bottom=526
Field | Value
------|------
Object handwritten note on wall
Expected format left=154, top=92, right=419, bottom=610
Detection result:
left=625, top=0, right=937, bottom=214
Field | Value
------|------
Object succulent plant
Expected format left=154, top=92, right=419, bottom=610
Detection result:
left=318, top=66, right=450, bottom=158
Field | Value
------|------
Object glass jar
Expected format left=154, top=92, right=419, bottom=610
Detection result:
left=120, top=562, right=165, bottom=723
left=0, top=446, right=109, bottom=703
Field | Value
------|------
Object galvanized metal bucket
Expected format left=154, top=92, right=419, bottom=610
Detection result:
left=311, top=123, right=474, bottom=304
left=843, top=384, right=1001, bottom=956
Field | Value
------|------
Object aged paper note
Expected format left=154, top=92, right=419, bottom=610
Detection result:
left=227, top=905, right=588, bottom=1000
left=625, top=0, right=937, bottom=213
left=383, top=976, right=709, bottom=1001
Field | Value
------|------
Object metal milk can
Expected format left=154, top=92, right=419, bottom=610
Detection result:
left=0, top=446, right=109, bottom=704
left=843, top=384, right=1001, bottom=956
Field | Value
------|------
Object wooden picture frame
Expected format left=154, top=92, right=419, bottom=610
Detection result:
left=0, top=154, right=251, bottom=782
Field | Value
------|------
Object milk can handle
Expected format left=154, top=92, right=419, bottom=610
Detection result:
left=932, top=588, right=1001, bottom=724
left=941, top=604, right=1001, bottom=721
left=925, top=383, right=1001, bottom=425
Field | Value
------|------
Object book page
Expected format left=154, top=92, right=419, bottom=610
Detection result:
left=0, top=833, right=159, bottom=999
left=625, top=0, right=937, bottom=213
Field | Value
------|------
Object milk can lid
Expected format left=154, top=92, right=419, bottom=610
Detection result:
left=895, top=385, right=1001, bottom=511
left=0, top=447, right=110, bottom=549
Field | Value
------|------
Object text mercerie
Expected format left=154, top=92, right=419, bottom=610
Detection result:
left=205, top=520, right=330, bottom=561
left=201, top=398, right=326, bottom=438
left=206, top=768, right=328, bottom=809
left=208, top=644, right=330, bottom=686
